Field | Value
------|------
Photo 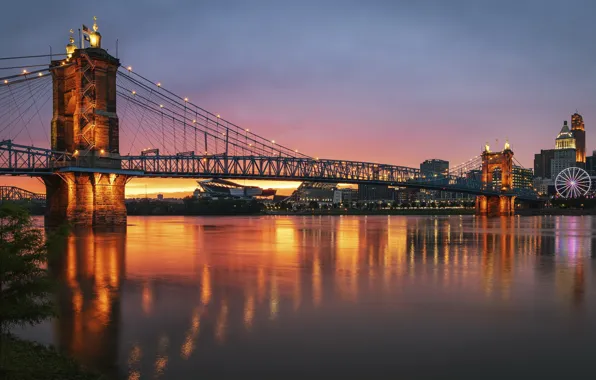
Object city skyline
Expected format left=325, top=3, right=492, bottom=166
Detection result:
left=2, top=0, right=596, bottom=195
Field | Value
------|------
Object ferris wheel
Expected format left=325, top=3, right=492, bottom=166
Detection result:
left=555, top=167, right=591, bottom=198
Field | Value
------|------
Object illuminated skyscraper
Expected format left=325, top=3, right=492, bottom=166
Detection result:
left=551, top=121, right=576, bottom=179
left=571, top=112, right=586, bottom=164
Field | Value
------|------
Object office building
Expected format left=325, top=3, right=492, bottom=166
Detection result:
left=533, top=149, right=555, bottom=179
left=491, top=166, right=533, bottom=191
left=533, top=178, right=554, bottom=196
left=333, top=188, right=359, bottom=204
left=420, top=159, right=449, bottom=177
left=586, top=151, right=596, bottom=175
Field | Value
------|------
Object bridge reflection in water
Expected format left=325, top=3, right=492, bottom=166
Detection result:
left=39, top=216, right=596, bottom=379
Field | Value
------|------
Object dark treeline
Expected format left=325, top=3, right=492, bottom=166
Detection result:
left=0, top=201, right=45, bottom=216
left=550, top=196, right=596, bottom=209
left=126, top=197, right=264, bottom=216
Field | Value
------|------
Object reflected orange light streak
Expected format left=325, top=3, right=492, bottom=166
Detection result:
left=335, top=218, right=359, bottom=301
left=269, top=272, right=279, bottom=320
left=128, top=343, right=142, bottom=380
left=110, top=246, right=119, bottom=288
left=181, top=308, right=201, bottom=360
left=142, top=282, right=153, bottom=315
left=293, top=269, right=301, bottom=310
left=201, top=266, right=211, bottom=305
left=215, top=300, right=228, bottom=344
left=257, top=267, right=266, bottom=303
left=73, top=287, right=83, bottom=314
left=154, top=335, right=169, bottom=378
left=313, top=255, right=322, bottom=307
left=244, top=293, right=255, bottom=330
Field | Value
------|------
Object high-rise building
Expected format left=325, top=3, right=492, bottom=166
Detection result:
left=533, top=149, right=555, bottom=179
left=571, top=112, right=586, bottom=164
left=586, top=151, right=596, bottom=175
left=420, top=159, right=449, bottom=177
left=551, top=121, right=577, bottom=179
left=491, top=166, right=533, bottom=190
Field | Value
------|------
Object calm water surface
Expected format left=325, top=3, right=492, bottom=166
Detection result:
left=18, top=215, right=596, bottom=379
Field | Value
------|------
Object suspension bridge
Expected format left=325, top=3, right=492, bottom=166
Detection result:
left=0, top=21, right=538, bottom=225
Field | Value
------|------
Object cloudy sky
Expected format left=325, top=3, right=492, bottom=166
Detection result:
left=2, top=0, right=596, bottom=195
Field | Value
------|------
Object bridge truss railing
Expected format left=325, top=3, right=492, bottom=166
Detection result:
left=0, top=140, right=72, bottom=173
left=120, top=154, right=486, bottom=191
left=0, top=186, right=45, bottom=202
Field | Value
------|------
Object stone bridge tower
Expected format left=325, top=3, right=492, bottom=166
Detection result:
left=44, top=21, right=128, bottom=226
left=475, top=141, right=516, bottom=216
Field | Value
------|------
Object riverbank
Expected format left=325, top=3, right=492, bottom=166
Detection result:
left=0, top=334, right=102, bottom=380
left=517, top=208, right=596, bottom=216
left=267, top=208, right=476, bottom=216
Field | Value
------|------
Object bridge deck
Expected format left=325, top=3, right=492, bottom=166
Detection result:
left=0, top=142, right=539, bottom=200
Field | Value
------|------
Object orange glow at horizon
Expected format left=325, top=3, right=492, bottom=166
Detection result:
left=0, top=177, right=360, bottom=198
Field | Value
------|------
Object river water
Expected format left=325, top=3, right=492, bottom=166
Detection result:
left=17, top=215, right=596, bottom=379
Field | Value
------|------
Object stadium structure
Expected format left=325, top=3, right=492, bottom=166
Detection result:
left=193, top=179, right=277, bottom=199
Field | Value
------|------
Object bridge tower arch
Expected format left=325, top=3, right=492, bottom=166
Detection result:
left=44, top=20, right=127, bottom=226
left=475, top=141, right=516, bottom=216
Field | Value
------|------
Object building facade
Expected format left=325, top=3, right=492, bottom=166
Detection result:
left=420, top=159, right=449, bottom=177
left=293, top=182, right=336, bottom=204
left=358, top=184, right=395, bottom=201
left=551, top=121, right=577, bottom=179
left=533, top=149, right=555, bottom=179
left=491, top=166, right=533, bottom=191
left=586, top=151, right=596, bottom=175
left=333, top=188, right=358, bottom=204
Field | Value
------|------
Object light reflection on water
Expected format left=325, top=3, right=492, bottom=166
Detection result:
left=18, top=215, right=596, bottom=379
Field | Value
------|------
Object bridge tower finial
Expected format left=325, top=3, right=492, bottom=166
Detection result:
left=484, top=141, right=490, bottom=153
left=504, top=138, right=510, bottom=151
left=89, top=16, right=102, bottom=48
left=66, top=29, right=76, bottom=58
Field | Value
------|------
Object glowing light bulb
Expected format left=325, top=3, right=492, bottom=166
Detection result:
left=159, top=104, right=164, bottom=108
left=127, top=66, right=132, bottom=71
left=192, top=119, right=196, bottom=123
left=132, top=90, right=136, bottom=95
left=245, top=128, right=249, bottom=132
left=216, top=114, right=220, bottom=118
left=38, top=72, right=43, bottom=77
left=100, top=149, right=105, bottom=154
left=22, top=69, right=28, bottom=74
left=3, top=80, right=7, bottom=84
left=271, top=140, right=275, bottom=144
left=184, top=97, right=188, bottom=102
left=157, top=82, right=161, bottom=87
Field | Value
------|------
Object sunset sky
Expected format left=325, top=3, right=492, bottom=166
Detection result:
left=2, top=0, right=596, bottom=196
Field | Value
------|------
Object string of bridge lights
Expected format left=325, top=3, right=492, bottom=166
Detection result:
left=122, top=64, right=308, bottom=158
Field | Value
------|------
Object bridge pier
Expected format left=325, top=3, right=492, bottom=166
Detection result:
left=44, top=172, right=127, bottom=226
left=475, top=195, right=515, bottom=216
